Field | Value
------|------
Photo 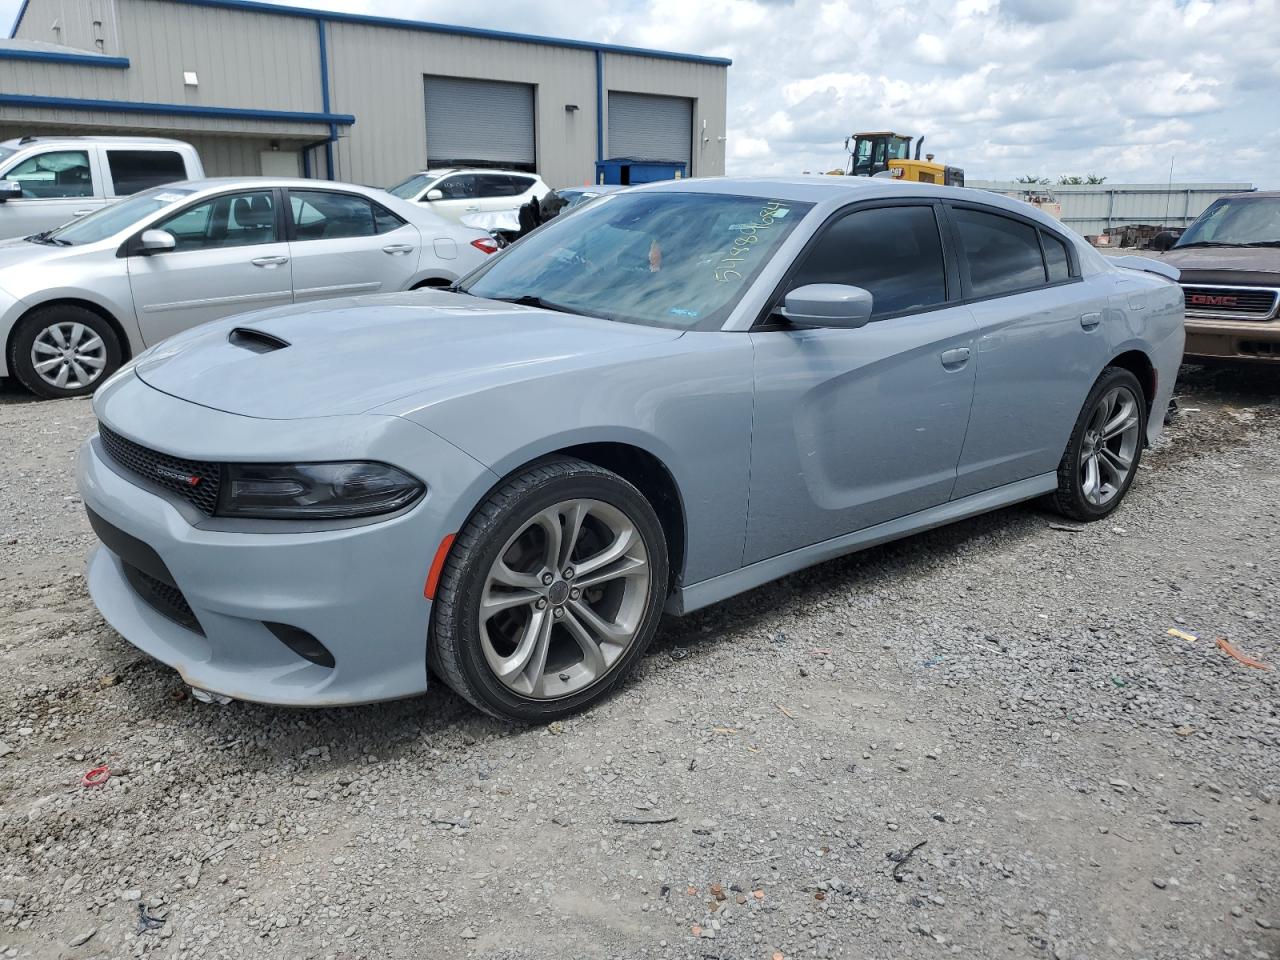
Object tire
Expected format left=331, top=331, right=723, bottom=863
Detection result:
left=8, top=305, right=122, bottom=400
left=1050, top=366, right=1147, bottom=521
left=430, top=457, right=668, bottom=722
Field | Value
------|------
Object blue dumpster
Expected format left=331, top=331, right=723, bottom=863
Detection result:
left=595, top=158, right=686, bottom=186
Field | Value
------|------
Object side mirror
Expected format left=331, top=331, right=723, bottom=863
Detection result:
left=139, top=229, right=176, bottom=253
left=0, top=180, right=21, bottom=203
left=778, top=283, right=874, bottom=329
left=424, top=189, right=444, bottom=202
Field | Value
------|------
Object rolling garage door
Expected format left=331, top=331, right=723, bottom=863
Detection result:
left=607, top=92, right=693, bottom=167
left=424, top=77, right=536, bottom=169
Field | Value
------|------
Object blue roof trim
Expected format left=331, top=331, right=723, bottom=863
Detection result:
left=0, top=92, right=355, bottom=125
left=0, top=47, right=130, bottom=67
left=177, top=0, right=733, bottom=66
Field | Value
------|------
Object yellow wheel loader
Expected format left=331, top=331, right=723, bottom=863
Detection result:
left=844, top=132, right=964, bottom=186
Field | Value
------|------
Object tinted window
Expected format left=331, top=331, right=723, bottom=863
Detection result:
left=5, top=150, right=92, bottom=199
left=107, top=150, right=186, bottom=195
left=789, top=205, right=948, bottom=318
left=289, top=190, right=402, bottom=240
left=476, top=174, right=522, bottom=198
left=1042, top=231, right=1071, bottom=283
left=953, top=207, right=1046, bottom=298
left=155, top=190, right=277, bottom=250
left=434, top=175, right=476, bottom=200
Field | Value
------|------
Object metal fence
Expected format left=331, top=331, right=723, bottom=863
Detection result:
left=968, top=181, right=1256, bottom=236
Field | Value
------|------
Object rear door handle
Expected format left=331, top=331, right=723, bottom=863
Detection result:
left=382, top=244, right=415, bottom=255
left=465, top=205, right=480, bottom=212
left=72, top=209, right=92, bottom=217
left=940, top=346, right=971, bottom=368
left=1080, top=311, right=1102, bottom=330
left=251, top=256, right=289, bottom=268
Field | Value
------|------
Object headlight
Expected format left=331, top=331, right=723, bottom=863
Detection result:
left=217, top=462, right=424, bottom=519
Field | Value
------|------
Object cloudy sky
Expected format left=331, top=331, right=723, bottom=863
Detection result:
left=6, top=0, right=1278, bottom=186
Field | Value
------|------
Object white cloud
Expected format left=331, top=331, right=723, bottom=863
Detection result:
left=2, top=0, right=1275, bottom=186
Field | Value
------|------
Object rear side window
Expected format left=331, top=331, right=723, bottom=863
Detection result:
left=952, top=207, right=1046, bottom=298
left=476, top=174, right=524, bottom=198
left=1042, top=231, right=1071, bottom=283
left=788, top=205, right=948, bottom=318
left=289, top=190, right=405, bottom=241
left=107, top=150, right=187, bottom=195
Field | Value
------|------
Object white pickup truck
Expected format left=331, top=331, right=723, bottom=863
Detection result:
left=0, top=136, right=203, bottom=240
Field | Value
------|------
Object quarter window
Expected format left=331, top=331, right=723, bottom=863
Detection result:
left=106, top=150, right=186, bottom=195
left=154, top=190, right=277, bottom=250
left=5, top=150, right=93, bottom=199
left=952, top=207, right=1046, bottom=298
left=289, top=190, right=405, bottom=240
left=788, top=205, right=948, bottom=319
left=1042, top=231, right=1072, bottom=283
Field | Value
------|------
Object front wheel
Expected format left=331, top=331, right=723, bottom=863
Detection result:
left=8, top=305, right=122, bottom=400
left=1050, top=366, right=1147, bottom=521
left=429, top=458, right=668, bottom=722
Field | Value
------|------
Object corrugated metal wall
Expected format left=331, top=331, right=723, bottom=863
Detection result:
left=970, top=181, right=1256, bottom=236
left=5, top=0, right=730, bottom=189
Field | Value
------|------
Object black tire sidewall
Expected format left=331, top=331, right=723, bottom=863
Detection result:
left=10, top=306, right=122, bottom=400
left=1060, top=368, right=1147, bottom=520
left=434, top=464, right=668, bottom=722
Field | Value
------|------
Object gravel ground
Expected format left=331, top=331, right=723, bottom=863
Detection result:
left=1, top=364, right=1278, bottom=960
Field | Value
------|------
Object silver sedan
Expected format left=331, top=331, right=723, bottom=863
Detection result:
left=0, top=178, right=498, bottom=398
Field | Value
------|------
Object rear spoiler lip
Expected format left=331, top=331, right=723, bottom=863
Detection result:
left=1110, top=255, right=1180, bottom=282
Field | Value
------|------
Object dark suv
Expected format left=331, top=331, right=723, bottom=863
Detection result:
left=1161, top=191, right=1280, bottom=362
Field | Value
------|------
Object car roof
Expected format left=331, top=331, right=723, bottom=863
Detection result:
left=419, top=168, right=541, bottom=178
left=1, top=136, right=191, bottom=148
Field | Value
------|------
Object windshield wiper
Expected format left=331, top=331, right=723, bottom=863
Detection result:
left=491, top=294, right=585, bottom=316
left=24, top=230, right=71, bottom=246
left=1173, top=241, right=1239, bottom=249
left=1241, top=240, right=1280, bottom=247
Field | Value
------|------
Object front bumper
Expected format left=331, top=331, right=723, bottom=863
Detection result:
left=1184, top=316, right=1280, bottom=362
left=76, top=373, right=497, bottom=706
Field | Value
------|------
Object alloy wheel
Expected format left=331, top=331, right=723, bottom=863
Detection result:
left=1079, top=385, right=1141, bottom=507
left=30, top=321, right=107, bottom=391
left=478, top=498, right=650, bottom=700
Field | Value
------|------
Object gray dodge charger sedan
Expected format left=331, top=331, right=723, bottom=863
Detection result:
left=76, top=177, right=1184, bottom=721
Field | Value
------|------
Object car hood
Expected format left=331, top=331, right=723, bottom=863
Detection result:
left=0, top=236, right=74, bottom=274
left=133, top=291, right=684, bottom=420
left=1161, top=246, right=1280, bottom=286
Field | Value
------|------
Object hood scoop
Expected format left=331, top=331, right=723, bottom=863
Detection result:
left=229, top=327, right=290, bottom=354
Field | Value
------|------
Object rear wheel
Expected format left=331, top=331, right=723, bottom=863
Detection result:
left=430, top=458, right=668, bottom=722
left=1051, top=367, right=1146, bottom=521
left=8, top=305, right=122, bottom=400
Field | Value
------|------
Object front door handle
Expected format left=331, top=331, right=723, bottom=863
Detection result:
left=940, top=346, right=971, bottom=368
left=382, top=244, right=415, bottom=255
left=73, top=209, right=92, bottom=217
left=1080, top=311, right=1102, bottom=330
left=251, top=256, right=289, bottom=268
left=465, top=205, right=480, bottom=212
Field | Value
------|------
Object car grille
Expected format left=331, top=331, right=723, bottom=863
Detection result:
left=98, top=424, right=222, bottom=515
left=120, top=561, right=205, bottom=635
left=1181, top=285, right=1279, bottom=320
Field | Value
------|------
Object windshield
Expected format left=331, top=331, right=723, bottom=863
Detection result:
left=45, top=186, right=195, bottom=245
left=1177, top=196, right=1280, bottom=247
left=387, top=173, right=433, bottom=200
left=460, top=192, right=812, bottom=329
left=0, top=145, right=17, bottom=166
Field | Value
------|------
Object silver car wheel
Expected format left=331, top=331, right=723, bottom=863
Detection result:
left=478, top=498, right=650, bottom=700
left=1079, top=385, right=1141, bottom=507
left=30, top=321, right=107, bottom=390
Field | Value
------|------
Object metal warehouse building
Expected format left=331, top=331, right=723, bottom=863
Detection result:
left=0, top=0, right=730, bottom=188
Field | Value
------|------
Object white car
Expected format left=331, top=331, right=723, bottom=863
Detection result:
left=386, top=168, right=549, bottom=223
left=0, top=177, right=498, bottom=399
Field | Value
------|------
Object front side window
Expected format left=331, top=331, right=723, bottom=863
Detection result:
left=788, top=205, right=948, bottom=319
left=952, top=207, right=1047, bottom=298
left=107, top=150, right=187, bottom=195
left=433, top=175, right=477, bottom=200
left=5, top=150, right=93, bottom=199
left=460, top=192, right=812, bottom=329
left=154, top=190, right=277, bottom=251
left=289, top=190, right=404, bottom=240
